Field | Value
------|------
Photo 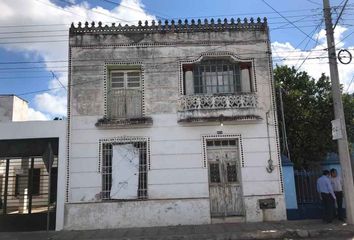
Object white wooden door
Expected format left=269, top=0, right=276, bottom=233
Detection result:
left=207, top=139, right=244, bottom=217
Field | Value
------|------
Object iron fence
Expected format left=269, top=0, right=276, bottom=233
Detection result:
left=0, top=158, right=57, bottom=215
left=294, top=169, right=322, bottom=204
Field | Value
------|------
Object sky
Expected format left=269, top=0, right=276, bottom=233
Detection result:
left=0, top=0, right=353, bottom=120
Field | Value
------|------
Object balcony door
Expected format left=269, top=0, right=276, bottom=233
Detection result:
left=206, top=139, right=244, bottom=217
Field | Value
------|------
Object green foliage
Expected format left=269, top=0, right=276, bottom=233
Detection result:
left=274, top=65, right=354, bottom=169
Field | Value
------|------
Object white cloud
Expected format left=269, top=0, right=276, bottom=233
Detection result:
left=0, top=0, right=156, bottom=117
left=34, top=92, right=68, bottom=117
left=272, top=26, right=354, bottom=93
left=28, top=107, right=50, bottom=120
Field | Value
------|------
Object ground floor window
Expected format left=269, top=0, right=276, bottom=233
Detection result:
left=101, top=138, right=148, bottom=200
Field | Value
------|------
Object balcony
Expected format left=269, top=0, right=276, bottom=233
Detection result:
left=177, top=93, right=262, bottom=123
left=96, top=89, right=152, bottom=128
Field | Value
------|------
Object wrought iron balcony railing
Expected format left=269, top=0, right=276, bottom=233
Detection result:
left=177, top=93, right=257, bottom=112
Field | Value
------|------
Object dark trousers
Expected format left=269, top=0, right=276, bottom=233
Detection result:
left=321, top=193, right=335, bottom=223
left=334, top=191, right=343, bottom=220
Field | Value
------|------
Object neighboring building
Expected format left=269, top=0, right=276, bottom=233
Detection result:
left=66, top=17, right=286, bottom=230
left=0, top=95, right=29, bottom=122
left=0, top=95, right=66, bottom=231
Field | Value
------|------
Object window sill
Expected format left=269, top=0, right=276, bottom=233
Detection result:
left=95, top=116, right=153, bottom=129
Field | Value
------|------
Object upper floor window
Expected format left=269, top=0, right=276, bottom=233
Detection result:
left=108, top=70, right=142, bottom=119
left=183, top=58, right=253, bottom=95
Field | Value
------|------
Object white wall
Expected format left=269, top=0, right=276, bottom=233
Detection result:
left=0, top=95, right=28, bottom=122
left=0, top=120, right=67, bottom=230
left=12, top=96, right=29, bottom=121
left=66, top=113, right=285, bottom=227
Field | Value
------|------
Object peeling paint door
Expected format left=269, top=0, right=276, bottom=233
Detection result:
left=207, top=139, right=244, bottom=217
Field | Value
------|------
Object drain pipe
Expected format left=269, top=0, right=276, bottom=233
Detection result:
left=266, top=110, right=274, bottom=173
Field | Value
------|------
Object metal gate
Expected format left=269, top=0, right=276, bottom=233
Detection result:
left=0, top=157, right=57, bottom=231
left=206, top=139, right=244, bottom=217
left=293, top=169, right=322, bottom=219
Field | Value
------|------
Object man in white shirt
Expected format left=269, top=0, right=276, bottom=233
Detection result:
left=317, top=170, right=336, bottom=223
left=330, top=168, right=344, bottom=221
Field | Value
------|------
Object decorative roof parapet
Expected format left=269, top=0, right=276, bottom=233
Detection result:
left=69, top=17, right=268, bottom=35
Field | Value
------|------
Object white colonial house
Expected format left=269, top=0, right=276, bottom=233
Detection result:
left=66, top=17, right=286, bottom=230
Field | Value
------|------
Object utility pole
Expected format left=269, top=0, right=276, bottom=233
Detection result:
left=323, top=0, right=354, bottom=224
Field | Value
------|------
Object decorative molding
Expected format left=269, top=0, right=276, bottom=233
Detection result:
left=177, top=93, right=258, bottom=111
left=103, top=61, right=145, bottom=118
left=178, top=52, right=257, bottom=95
left=66, top=47, right=72, bottom=203
left=266, top=38, right=284, bottom=193
left=69, top=40, right=268, bottom=49
left=70, top=18, right=268, bottom=35
left=201, top=134, right=245, bottom=168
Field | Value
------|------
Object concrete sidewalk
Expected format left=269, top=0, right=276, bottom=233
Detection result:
left=1, top=220, right=354, bottom=240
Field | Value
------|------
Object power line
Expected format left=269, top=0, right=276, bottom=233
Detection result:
left=51, top=71, right=67, bottom=91
left=54, top=0, right=138, bottom=23
left=262, top=0, right=318, bottom=42
left=295, top=20, right=323, bottom=71
left=346, top=75, right=354, bottom=92
left=333, top=0, right=350, bottom=29
left=96, top=0, right=170, bottom=20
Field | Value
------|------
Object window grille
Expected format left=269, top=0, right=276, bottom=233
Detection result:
left=183, top=59, right=253, bottom=95
left=108, top=70, right=142, bottom=119
left=101, top=140, right=148, bottom=200
left=193, top=59, right=241, bottom=94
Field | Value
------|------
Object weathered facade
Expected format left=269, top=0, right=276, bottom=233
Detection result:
left=66, top=18, right=286, bottom=230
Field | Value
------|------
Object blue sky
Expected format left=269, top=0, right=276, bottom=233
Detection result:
left=0, top=0, right=353, bottom=120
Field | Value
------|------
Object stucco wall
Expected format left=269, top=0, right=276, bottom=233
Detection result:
left=0, top=95, right=14, bottom=122
left=67, top=23, right=286, bottom=229
left=12, top=96, right=29, bottom=121
left=65, top=199, right=210, bottom=230
left=0, top=95, right=28, bottom=122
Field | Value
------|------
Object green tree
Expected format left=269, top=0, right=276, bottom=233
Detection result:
left=274, top=65, right=354, bottom=169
